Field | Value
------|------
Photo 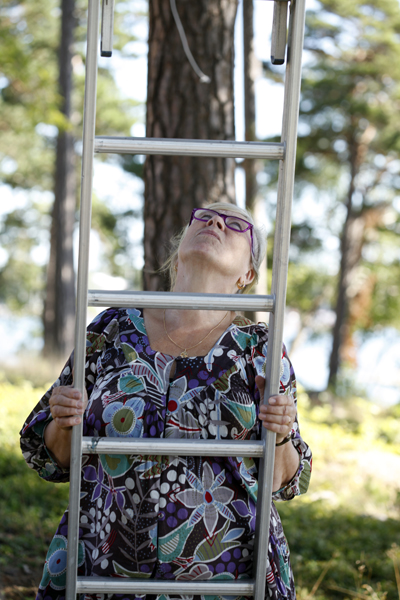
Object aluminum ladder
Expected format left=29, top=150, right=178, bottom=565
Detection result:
left=67, top=0, right=306, bottom=597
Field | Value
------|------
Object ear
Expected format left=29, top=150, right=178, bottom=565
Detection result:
left=244, top=267, right=255, bottom=286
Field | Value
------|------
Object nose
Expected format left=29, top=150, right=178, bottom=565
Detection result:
left=206, top=215, right=224, bottom=230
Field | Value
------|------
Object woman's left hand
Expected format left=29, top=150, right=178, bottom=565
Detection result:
left=255, top=375, right=296, bottom=444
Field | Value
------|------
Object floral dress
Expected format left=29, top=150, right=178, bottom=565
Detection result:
left=20, top=308, right=312, bottom=600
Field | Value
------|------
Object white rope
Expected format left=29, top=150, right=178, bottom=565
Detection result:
left=170, top=0, right=211, bottom=84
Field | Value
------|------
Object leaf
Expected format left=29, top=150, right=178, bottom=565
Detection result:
left=91, top=483, right=102, bottom=502
left=194, top=521, right=240, bottom=562
left=126, top=311, right=147, bottom=335
left=83, top=465, right=97, bottom=482
left=118, top=373, right=145, bottom=394
left=131, top=361, right=162, bottom=390
left=113, top=560, right=152, bottom=578
left=212, top=364, right=238, bottom=393
left=231, top=500, right=249, bottom=518
left=221, top=527, right=245, bottom=543
left=121, top=343, right=138, bottom=363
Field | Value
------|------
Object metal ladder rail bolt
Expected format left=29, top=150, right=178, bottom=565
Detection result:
left=66, top=0, right=307, bottom=597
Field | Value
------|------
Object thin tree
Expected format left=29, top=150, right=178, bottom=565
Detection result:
left=43, top=0, right=76, bottom=358
left=243, top=0, right=257, bottom=213
left=143, top=0, right=238, bottom=291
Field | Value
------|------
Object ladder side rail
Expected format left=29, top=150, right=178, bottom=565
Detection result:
left=252, top=0, right=306, bottom=598
left=65, top=0, right=100, bottom=598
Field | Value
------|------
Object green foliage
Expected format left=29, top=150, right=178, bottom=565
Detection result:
left=0, top=381, right=69, bottom=598
left=0, top=200, right=51, bottom=313
left=90, top=195, right=142, bottom=281
left=0, top=0, right=144, bottom=316
left=263, top=0, right=400, bottom=341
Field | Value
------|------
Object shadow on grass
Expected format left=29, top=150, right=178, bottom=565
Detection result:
left=1, top=448, right=399, bottom=600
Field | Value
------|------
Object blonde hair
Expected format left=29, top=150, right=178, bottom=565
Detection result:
left=162, top=202, right=266, bottom=294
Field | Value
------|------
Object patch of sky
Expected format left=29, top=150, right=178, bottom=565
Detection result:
left=354, top=328, right=400, bottom=406
left=0, top=186, right=53, bottom=219
left=0, top=247, right=8, bottom=269
left=91, top=160, right=144, bottom=269
left=4, top=3, right=25, bottom=21
left=35, top=122, right=58, bottom=138
left=0, top=307, right=43, bottom=360
left=1, top=158, right=17, bottom=175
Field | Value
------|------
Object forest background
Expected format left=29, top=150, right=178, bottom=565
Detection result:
left=0, top=0, right=400, bottom=599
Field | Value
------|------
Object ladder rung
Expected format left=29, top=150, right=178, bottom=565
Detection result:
left=82, top=437, right=264, bottom=457
left=88, top=290, right=274, bottom=312
left=94, top=136, right=285, bottom=159
left=76, top=577, right=255, bottom=595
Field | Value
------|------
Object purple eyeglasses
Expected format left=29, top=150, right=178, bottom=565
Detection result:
left=189, top=208, right=254, bottom=255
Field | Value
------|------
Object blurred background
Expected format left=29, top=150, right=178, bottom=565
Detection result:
left=0, top=0, right=399, bottom=598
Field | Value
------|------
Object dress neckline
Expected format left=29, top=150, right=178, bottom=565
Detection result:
left=139, top=308, right=248, bottom=361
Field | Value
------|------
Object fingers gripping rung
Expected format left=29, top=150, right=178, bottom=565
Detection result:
left=101, top=0, right=115, bottom=57
left=88, top=290, right=275, bottom=312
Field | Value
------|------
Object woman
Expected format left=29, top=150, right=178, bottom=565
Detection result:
left=20, top=202, right=312, bottom=600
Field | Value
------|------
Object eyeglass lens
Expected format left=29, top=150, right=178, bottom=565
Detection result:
left=195, top=209, right=251, bottom=232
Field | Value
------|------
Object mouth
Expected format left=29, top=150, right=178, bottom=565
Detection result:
left=198, top=230, right=221, bottom=242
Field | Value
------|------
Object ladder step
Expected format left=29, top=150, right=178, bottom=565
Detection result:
left=76, top=577, right=255, bottom=596
left=88, top=290, right=274, bottom=312
left=82, top=437, right=264, bottom=457
left=94, top=136, right=285, bottom=159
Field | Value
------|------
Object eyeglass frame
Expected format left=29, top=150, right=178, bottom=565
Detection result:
left=189, top=208, right=254, bottom=256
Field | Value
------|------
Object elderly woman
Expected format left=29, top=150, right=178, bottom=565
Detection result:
left=20, top=202, right=312, bottom=600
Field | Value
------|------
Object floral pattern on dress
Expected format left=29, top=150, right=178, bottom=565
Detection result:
left=20, top=307, right=312, bottom=600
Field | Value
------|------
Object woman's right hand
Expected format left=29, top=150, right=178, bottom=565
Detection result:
left=49, top=385, right=88, bottom=430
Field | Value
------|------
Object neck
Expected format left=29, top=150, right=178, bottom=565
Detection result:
left=168, top=263, right=237, bottom=327
left=173, top=262, right=237, bottom=296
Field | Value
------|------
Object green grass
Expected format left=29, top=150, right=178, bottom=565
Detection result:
left=0, top=380, right=399, bottom=600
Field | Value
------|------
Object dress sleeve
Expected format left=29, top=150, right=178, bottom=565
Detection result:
left=19, top=307, right=120, bottom=483
left=249, top=324, right=312, bottom=502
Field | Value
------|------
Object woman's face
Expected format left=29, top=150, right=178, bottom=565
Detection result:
left=178, top=208, right=254, bottom=286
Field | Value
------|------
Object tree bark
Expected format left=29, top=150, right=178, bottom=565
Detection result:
left=242, top=0, right=257, bottom=212
left=43, top=0, right=76, bottom=358
left=143, top=0, right=238, bottom=291
left=242, top=0, right=267, bottom=322
left=328, top=124, right=376, bottom=386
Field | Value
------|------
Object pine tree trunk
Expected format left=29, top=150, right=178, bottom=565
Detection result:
left=328, top=126, right=375, bottom=387
left=143, top=0, right=238, bottom=291
left=43, top=0, right=76, bottom=358
left=328, top=148, right=362, bottom=386
left=243, top=0, right=257, bottom=212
